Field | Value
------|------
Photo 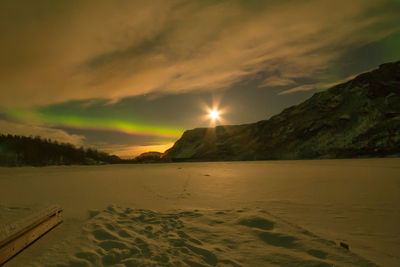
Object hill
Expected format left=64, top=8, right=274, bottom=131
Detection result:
left=134, top=151, right=164, bottom=163
left=165, top=61, right=400, bottom=161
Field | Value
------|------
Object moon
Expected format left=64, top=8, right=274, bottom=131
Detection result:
left=209, top=109, right=220, bottom=121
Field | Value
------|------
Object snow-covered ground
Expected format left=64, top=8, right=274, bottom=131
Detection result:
left=0, top=159, right=399, bottom=266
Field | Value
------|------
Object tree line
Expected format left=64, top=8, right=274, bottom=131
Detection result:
left=0, top=134, right=123, bottom=166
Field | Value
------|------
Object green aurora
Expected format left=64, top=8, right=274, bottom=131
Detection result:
left=6, top=108, right=183, bottom=138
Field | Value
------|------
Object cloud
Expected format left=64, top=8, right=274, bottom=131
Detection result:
left=0, top=0, right=399, bottom=107
left=278, top=73, right=360, bottom=95
left=278, top=84, right=317, bottom=95
left=0, top=119, right=85, bottom=146
left=259, top=76, right=296, bottom=88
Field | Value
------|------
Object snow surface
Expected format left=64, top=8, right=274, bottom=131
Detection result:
left=0, top=159, right=399, bottom=266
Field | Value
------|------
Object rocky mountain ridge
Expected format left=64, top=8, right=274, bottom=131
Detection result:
left=165, top=61, right=400, bottom=161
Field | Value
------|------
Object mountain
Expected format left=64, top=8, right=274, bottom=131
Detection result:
left=0, top=134, right=122, bottom=166
left=165, top=61, right=400, bottom=161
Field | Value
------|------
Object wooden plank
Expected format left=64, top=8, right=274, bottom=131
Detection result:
left=0, top=206, right=63, bottom=265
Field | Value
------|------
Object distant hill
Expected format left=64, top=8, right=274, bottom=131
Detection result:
left=0, top=134, right=122, bottom=166
left=165, top=61, right=400, bottom=161
left=134, top=151, right=164, bottom=163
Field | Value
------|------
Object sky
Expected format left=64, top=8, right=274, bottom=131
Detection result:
left=0, top=0, right=399, bottom=158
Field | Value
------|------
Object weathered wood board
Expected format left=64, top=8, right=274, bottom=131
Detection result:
left=0, top=206, right=63, bottom=265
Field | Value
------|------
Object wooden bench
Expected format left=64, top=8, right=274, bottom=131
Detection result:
left=0, top=205, right=63, bottom=265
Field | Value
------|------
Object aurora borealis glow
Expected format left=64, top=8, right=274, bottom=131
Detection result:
left=0, top=0, right=399, bottom=157
left=6, top=108, right=183, bottom=138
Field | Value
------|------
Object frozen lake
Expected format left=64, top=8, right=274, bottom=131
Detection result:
left=0, top=159, right=399, bottom=266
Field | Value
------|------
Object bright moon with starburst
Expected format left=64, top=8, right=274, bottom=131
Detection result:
left=209, top=109, right=220, bottom=121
